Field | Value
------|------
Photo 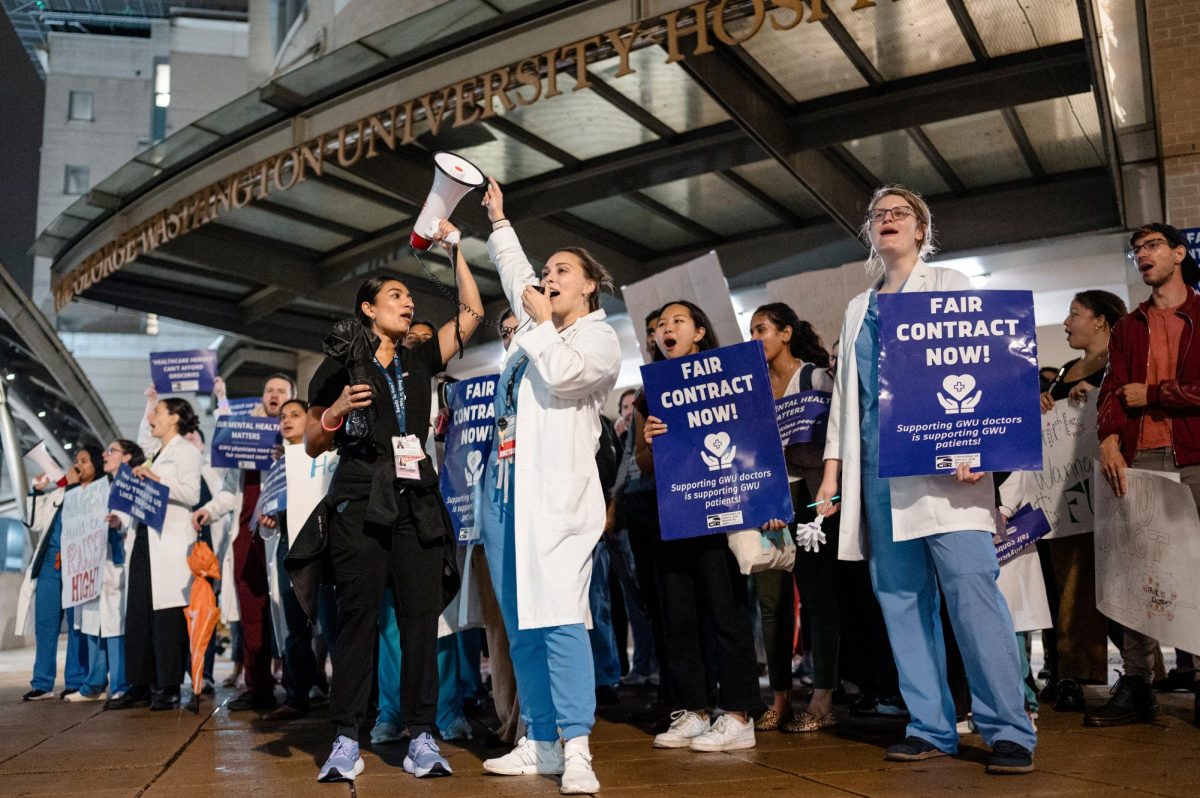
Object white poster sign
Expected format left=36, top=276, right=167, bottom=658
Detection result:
left=60, top=479, right=111, bottom=609
left=1094, top=465, right=1200, bottom=652
left=1017, top=398, right=1098, bottom=539
left=284, top=444, right=339, bottom=545
left=623, top=251, right=743, bottom=361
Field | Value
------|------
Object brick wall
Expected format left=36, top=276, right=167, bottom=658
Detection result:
left=1147, top=0, right=1200, bottom=227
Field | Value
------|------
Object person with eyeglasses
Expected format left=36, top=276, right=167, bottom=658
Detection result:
left=1089, top=223, right=1200, bottom=727
left=812, top=185, right=1037, bottom=775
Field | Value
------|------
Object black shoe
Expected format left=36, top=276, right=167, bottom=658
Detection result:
left=105, top=691, right=151, bottom=710
left=150, top=693, right=181, bottom=712
left=1038, top=680, right=1058, bottom=704
left=1152, top=668, right=1197, bottom=693
left=1084, top=674, right=1159, bottom=727
left=23, top=689, right=53, bottom=701
left=884, top=736, right=948, bottom=762
left=58, top=689, right=78, bottom=700
left=986, top=740, right=1034, bottom=774
left=849, top=695, right=879, bottom=716
left=877, top=695, right=909, bottom=717
left=1054, top=679, right=1086, bottom=712
left=596, top=685, right=620, bottom=706
left=228, top=690, right=277, bottom=712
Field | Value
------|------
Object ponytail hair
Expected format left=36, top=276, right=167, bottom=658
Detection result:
left=752, top=302, right=830, bottom=368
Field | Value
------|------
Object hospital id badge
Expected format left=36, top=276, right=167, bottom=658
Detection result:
left=497, top=415, right=515, bottom=461
left=392, top=434, right=425, bottom=480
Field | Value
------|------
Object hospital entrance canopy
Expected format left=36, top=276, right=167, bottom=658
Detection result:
left=37, top=0, right=1128, bottom=350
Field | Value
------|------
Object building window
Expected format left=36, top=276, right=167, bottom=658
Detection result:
left=64, top=165, right=90, bottom=195
left=68, top=90, right=94, bottom=122
left=151, top=60, right=169, bottom=143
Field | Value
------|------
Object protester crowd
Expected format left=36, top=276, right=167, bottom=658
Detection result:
left=17, top=179, right=1200, bottom=792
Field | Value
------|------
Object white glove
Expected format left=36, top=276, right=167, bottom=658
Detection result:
left=795, top=514, right=827, bottom=553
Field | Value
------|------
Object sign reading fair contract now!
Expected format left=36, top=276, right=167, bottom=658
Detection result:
left=640, top=340, right=793, bottom=540
left=877, top=290, right=1042, bottom=478
left=211, top=417, right=280, bottom=471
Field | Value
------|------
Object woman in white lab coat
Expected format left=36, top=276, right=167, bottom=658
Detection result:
left=812, top=185, right=1036, bottom=775
left=477, top=179, right=621, bottom=796
left=108, top=397, right=203, bottom=711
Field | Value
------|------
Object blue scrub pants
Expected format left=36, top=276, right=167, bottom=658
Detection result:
left=480, top=492, right=595, bottom=742
left=588, top=540, right=621, bottom=689
left=32, top=566, right=88, bottom=692
left=863, top=474, right=1037, bottom=753
left=82, top=633, right=128, bottom=697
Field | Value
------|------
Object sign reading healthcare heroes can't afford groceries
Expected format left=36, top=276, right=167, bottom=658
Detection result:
left=641, top=340, right=793, bottom=540
left=877, top=290, right=1042, bottom=478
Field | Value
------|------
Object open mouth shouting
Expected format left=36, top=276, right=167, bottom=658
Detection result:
left=540, top=285, right=561, bottom=300
left=660, top=332, right=680, bottom=355
left=877, top=223, right=900, bottom=240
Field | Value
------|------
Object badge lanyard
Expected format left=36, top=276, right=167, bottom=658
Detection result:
left=495, top=355, right=528, bottom=500
left=373, top=356, right=407, bottom=434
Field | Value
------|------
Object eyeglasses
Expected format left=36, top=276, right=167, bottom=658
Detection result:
left=104, top=446, right=124, bottom=456
left=867, top=206, right=916, bottom=224
left=1125, top=238, right=1171, bottom=261
left=500, top=327, right=518, bottom=339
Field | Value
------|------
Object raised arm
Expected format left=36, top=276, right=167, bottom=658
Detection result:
left=430, top=220, right=484, bottom=364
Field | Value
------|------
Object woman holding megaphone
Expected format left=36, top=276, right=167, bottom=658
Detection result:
left=302, top=221, right=482, bottom=784
left=474, top=179, right=621, bottom=795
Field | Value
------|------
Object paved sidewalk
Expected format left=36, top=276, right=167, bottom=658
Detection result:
left=1, top=643, right=1197, bottom=798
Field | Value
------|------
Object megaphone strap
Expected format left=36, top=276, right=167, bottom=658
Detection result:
left=411, top=245, right=532, bottom=351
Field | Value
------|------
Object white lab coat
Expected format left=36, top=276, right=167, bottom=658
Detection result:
left=824, top=261, right=997, bottom=561
left=487, top=225, right=622, bottom=629
left=15, top=487, right=67, bottom=636
left=78, top=510, right=134, bottom=638
left=998, top=546, right=1052, bottom=633
left=138, top=434, right=204, bottom=609
left=201, top=465, right=241, bottom=624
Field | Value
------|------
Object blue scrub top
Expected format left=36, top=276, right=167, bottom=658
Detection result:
left=855, top=291, right=881, bottom=477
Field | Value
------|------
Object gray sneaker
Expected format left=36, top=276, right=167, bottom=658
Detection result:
left=317, top=735, right=364, bottom=782
left=403, top=731, right=452, bottom=778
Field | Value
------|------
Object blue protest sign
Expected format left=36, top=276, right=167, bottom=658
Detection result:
left=260, top=457, right=288, bottom=515
left=108, top=463, right=169, bottom=532
left=439, top=374, right=498, bottom=543
left=877, top=290, right=1042, bottom=478
left=997, top=504, right=1052, bottom=565
left=211, top=416, right=280, bottom=470
left=225, top=397, right=260, bottom=416
left=641, top=340, right=794, bottom=540
left=150, top=350, right=218, bottom=394
left=775, top=391, right=831, bottom=446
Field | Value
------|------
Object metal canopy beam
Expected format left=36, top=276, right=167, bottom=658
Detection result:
left=677, top=44, right=869, bottom=236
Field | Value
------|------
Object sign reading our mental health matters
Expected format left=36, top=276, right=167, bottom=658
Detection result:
left=641, top=340, right=793, bottom=540
left=775, top=391, right=831, bottom=446
left=877, top=290, right=1042, bottom=478
left=284, top=444, right=339, bottom=546
left=149, top=349, right=217, bottom=394
left=60, top=479, right=111, bottom=609
left=211, top=416, right=280, bottom=471
left=439, top=375, right=497, bottom=543
left=108, top=463, right=169, bottom=532
left=1095, top=466, right=1200, bottom=652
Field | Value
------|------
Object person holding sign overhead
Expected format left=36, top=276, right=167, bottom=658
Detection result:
left=302, top=219, right=482, bottom=783
left=639, top=301, right=773, bottom=754
left=116, top=397, right=203, bottom=712
left=474, top=179, right=620, bottom=796
left=813, top=186, right=1036, bottom=775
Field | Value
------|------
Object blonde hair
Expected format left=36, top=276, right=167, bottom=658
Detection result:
left=859, top=184, right=937, bottom=280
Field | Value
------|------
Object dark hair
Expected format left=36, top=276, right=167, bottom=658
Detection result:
left=1072, top=290, right=1127, bottom=329
left=618, top=388, right=637, bottom=404
left=159, top=397, right=200, bottom=436
left=1129, top=223, right=1200, bottom=285
left=500, top=308, right=516, bottom=323
left=264, top=373, right=297, bottom=397
left=752, top=303, right=830, bottom=368
left=77, top=443, right=105, bottom=477
left=113, top=438, right=146, bottom=468
left=281, top=398, right=309, bottom=415
left=557, top=247, right=614, bottom=313
left=658, top=300, right=720, bottom=353
left=644, top=309, right=660, bottom=325
left=409, top=320, right=437, bottom=334
left=355, top=274, right=407, bottom=329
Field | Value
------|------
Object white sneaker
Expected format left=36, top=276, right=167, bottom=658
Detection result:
left=64, top=690, right=104, bottom=703
left=440, top=715, right=473, bottom=741
left=689, top=713, right=756, bottom=752
left=653, top=710, right=710, bottom=749
left=560, top=737, right=600, bottom=795
left=484, top=736, right=565, bottom=775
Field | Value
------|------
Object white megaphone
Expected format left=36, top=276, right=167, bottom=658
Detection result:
left=23, top=440, right=65, bottom=484
left=410, top=151, right=486, bottom=251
